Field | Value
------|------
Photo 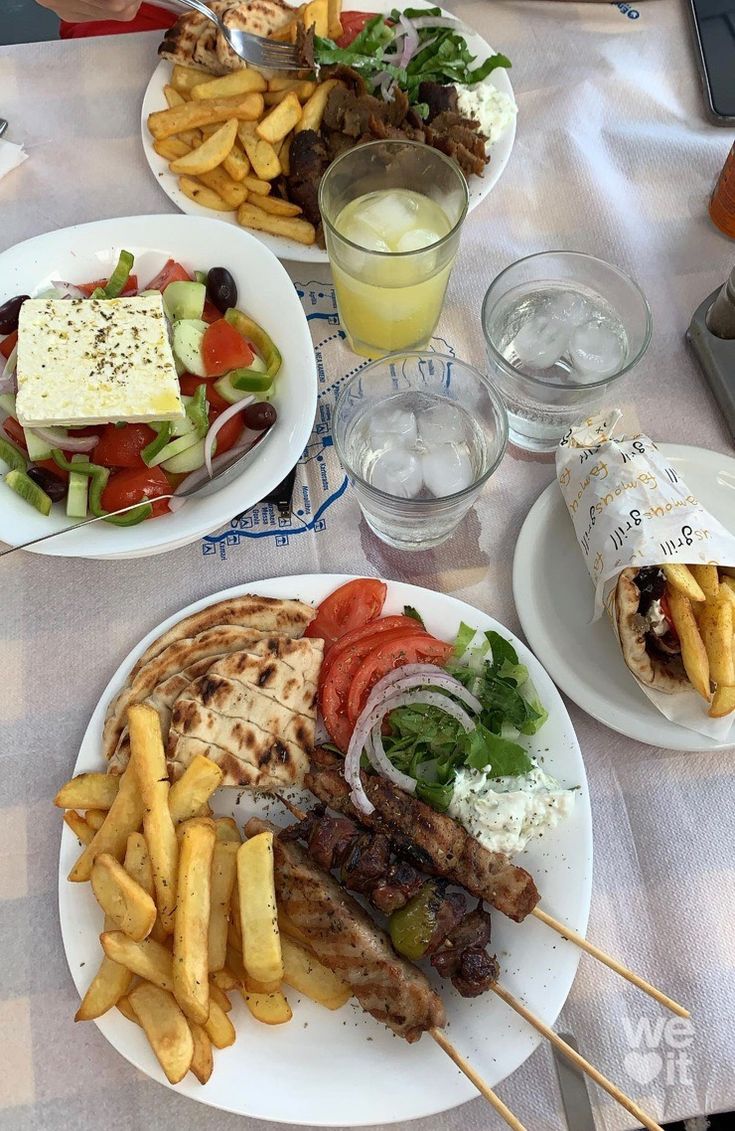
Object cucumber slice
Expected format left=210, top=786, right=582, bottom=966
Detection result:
left=147, top=430, right=201, bottom=468
left=0, top=393, right=17, bottom=416
left=162, top=437, right=206, bottom=474
left=163, top=280, right=206, bottom=322
left=24, top=427, right=67, bottom=461
left=172, top=319, right=208, bottom=378
left=213, top=374, right=256, bottom=404
left=5, top=468, right=52, bottom=516
left=194, top=270, right=207, bottom=286
left=170, top=407, right=196, bottom=438
left=0, top=435, right=28, bottom=473
left=66, top=453, right=89, bottom=519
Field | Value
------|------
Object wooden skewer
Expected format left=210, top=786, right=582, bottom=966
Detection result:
left=531, top=907, right=689, bottom=1019
left=492, top=983, right=664, bottom=1131
left=430, top=1028, right=528, bottom=1131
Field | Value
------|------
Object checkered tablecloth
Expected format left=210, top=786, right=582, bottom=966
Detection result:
left=1, top=3, right=734, bottom=1129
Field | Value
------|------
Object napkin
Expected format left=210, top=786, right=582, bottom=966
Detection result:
left=0, top=138, right=28, bottom=182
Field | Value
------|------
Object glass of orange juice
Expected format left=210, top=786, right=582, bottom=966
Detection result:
left=318, top=140, right=469, bottom=358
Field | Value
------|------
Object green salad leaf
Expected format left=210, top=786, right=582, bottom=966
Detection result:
left=403, top=605, right=425, bottom=627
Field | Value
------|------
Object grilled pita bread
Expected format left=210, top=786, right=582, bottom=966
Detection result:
left=615, top=568, right=689, bottom=694
left=159, top=11, right=228, bottom=74
left=215, top=0, right=295, bottom=70
left=159, top=0, right=295, bottom=74
left=168, top=637, right=323, bottom=789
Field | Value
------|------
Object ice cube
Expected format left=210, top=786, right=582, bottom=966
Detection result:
left=369, top=406, right=418, bottom=448
left=370, top=448, right=423, bottom=498
left=396, top=228, right=440, bottom=253
left=545, top=290, right=590, bottom=328
left=418, top=402, right=467, bottom=446
left=510, top=311, right=572, bottom=370
left=360, top=193, right=419, bottom=248
left=422, top=444, right=474, bottom=497
left=569, top=320, right=625, bottom=380
left=342, top=219, right=391, bottom=253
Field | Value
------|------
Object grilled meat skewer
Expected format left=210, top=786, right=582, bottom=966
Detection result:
left=282, top=805, right=499, bottom=997
left=306, top=748, right=540, bottom=923
left=246, top=816, right=446, bottom=1043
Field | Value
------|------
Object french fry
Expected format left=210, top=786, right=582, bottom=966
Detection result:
left=709, top=683, right=735, bottom=717
left=277, top=909, right=312, bottom=948
left=662, top=564, right=706, bottom=603
left=240, top=134, right=281, bottom=181
left=129, top=983, right=194, bottom=1085
left=171, top=64, right=214, bottom=95
left=154, top=137, right=190, bottom=162
left=276, top=134, right=291, bottom=176
left=254, top=195, right=302, bottom=218
left=236, top=120, right=258, bottom=147
left=689, top=564, right=720, bottom=601
left=188, top=1022, right=214, bottom=1084
left=170, top=118, right=238, bottom=175
left=203, top=998, right=236, bottom=1048
left=168, top=754, right=224, bottom=825
left=173, top=819, right=216, bottom=1024
left=208, top=840, right=238, bottom=973
left=241, top=176, right=271, bottom=197
left=91, top=853, right=157, bottom=941
left=128, top=704, right=178, bottom=933
left=296, top=79, right=339, bottom=133
left=257, top=92, right=302, bottom=144
left=303, top=0, right=329, bottom=36
left=101, top=931, right=174, bottom=991
left=68, top=766, right=144, bottom=882
left=245, top=972, right=281, bottom=994
left=179, top=176, right=234, bottom=212
left=237, top=831, right=283, bottom=985
left=237, top=202, right=315, bottom=245
left=86, top=809, right=107, bottom=832
left=267, top=77, right=302, bottom=93
left=700, top=597, right=735, bottom=686
left=164, top=84, right=186, bottom=109
left=225, top=943, right=246, bottom=987
left=147, top=93, right=264, bottom=140
left=209, top=982, right=232, bottom=1014
left=719, top=576, right=735, bottom=609
left=75, top=955, right=133, bottom=1022
left=211, top=968, right=238, bottom=992
left=222, top=142, right=251, bottom=182
left=667, top=588, right=711, bottom=699
left=241, top=987, right=293, bottom=1025
left=116, top=994, right=138, bottom=1024
left=268, top=6, right=304, bottom=42
left=280, top=935, right=351, bottom=1009
left=124, top=831, right=167, bottom=944
left=197, top=167, right=248, bottom=208
left=264, top=87, right=306, bottom=107
left=191, top=69, right=267, bottom=99
left=327, top=0, right=343, bottom=39
left=215, top=817, right=241, bottom=843
left=55, top=773, right=120, bottom=811
left=64, top=811, right=94, bottom=845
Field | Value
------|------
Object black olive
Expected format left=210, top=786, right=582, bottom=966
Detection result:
left=242, top=401, right=277, bottom=431
left=26, top=465, right=67, bottom=503
left=206, top=268, right=238, bottom=315
left=0, top=294, right=30, bottom=336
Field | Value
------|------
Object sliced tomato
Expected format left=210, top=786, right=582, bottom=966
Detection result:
left=101, top=465, right=171, bottom=518
left=208, top=406, right=244, bottom=455
left=78, top=275, right=138, bottom=297
left=346, top=634, right=453, bottom=726
left=202, top=298, right=222, bottom=324
left=660, top=592, right=679, bottom=641
left=144, top=259, right=191, bottom=292
left=1, top=330, right=18, bottom=359
left=3, top=416, right=27, bottom=450
left=320, top=614, right=424, bottom=686
left=92, top=423, right=157, bottom=468
left=335, top=10, right=378, bottom=47
left=306, top=578, right=387, bottom=648
left=180, top=372, right=230, bottom=413
left=202, top=319, right=254, bottom=378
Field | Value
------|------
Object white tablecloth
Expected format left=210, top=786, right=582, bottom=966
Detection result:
left=1, top=3, right=734, bottom=1130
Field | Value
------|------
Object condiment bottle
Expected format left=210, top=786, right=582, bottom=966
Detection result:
left=706, top=266, right=735, bottom=339
left=710, top=143, right=735, bottom=238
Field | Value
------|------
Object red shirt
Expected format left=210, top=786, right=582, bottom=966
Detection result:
left=60, top=4, right=176, bottom=38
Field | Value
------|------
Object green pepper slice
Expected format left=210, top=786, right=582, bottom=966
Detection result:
left=103, top=250, right=135, bottom=298
left=229, top=368, right=273, bottom=393
left=51, top=450, right=153, bottom=525
left=141, top=421, right=173, bottom=466
left=388, top=881, right=443, bottom=961
left=224, top=308, right=282, bottom=382
left=186, top=383, right=209, bottom=438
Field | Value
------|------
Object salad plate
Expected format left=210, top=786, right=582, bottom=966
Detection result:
left=140, top=0, right=518, bottom=264
left=513, top=444, right=735, bottom=752
left=0, top=214, right=316, bottom=559
left=59, top=574, right=591, bottom=1125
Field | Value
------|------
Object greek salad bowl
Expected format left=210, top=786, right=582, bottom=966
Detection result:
left=0, top=214, right=316, bottom=559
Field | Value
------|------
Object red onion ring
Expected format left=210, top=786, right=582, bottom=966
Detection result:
left=398, top=13, right=420, bottom=68
left=50, top=281, right=85, bottom=299
left=203, top=395, right=255, bottom=477
left=360, top=663, right=483, bottom=719
left=29, top=426, right=98, bottom=452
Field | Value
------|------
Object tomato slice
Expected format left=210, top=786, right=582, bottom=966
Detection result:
left=346, top=634, right=453, bottom=726
left=306, top=578, right=388, bottom=648
left=202, top=298, right=222, bottom=324
left=1, top=330, right=18, bottom=359
left=144, top=259, right=191, bottom=291
left=320, top=615, right=424, bottom=686
left=3, top=416, right=27, bottom=450
left=92, top=423, right=157, bottom=468
left=101, top=465, right=171, bottom=518
left=202, top=319, right=254, bottom=378
left=208, top=406, right=244, bottom=455
left=78, top=275, right=138, bottom=297
left=180, top=372, right=230, bottom=413
left=336, top=10, right=378, bottom=46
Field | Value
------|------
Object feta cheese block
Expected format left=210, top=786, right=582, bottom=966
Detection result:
left=15, top=294, right=185, bottom=427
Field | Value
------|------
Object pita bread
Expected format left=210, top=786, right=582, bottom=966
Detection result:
left=168, top=637, right=323, bottom=789
left=159, top=1, right=295, bottom=74
left=131, top=595, right=315, bottom=678
left=215, top=0, right=295, bottom=71
left=158, top=12, right=228, bottom=74
left=616, top=568, right=689, bottom=694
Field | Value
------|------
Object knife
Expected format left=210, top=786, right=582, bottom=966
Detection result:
left=553, top=1033, right=597, bottom=1131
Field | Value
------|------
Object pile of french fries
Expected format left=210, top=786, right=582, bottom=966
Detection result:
left=147, top=0, right=345, bottom=246
left=56, top=703, right=349, bottom=1086
left=660, top=564, right=735, bottom=717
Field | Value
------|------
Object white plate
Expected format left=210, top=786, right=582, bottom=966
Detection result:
left=140, top=0, right=517, bottom=264
left=513, top=444, right=735, bottom=753
left=58, top=575, right=591, bottom=1125
left=0, top=215, right=316, bottom=559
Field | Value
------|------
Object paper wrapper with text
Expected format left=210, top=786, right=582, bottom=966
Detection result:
left=556, top=413, right=735, bottom=740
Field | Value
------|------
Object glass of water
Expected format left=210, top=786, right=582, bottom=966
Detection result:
left=333, top=353, right=508, bottom=551
left=482, top=251, right=652, bottom=452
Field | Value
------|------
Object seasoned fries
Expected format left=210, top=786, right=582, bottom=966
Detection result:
left=667, top=588, right=711, bottom=699
left=203, top=997, right=236, bottom=1048
left=128, top=705, right=178, bottom=933
left=208, top=840, right=238, bottom=972
left=179, top=176, right=233, bottom=212
left=662, top=564, right=705, bottom=604
left=68, top=765, right=144, bottom=882
left=252, top=195, right=302, bottom=218
left=257, top=92, right=302, bottom=144
left=240, top=134, right=281, bottom=181
left=55, top=772, right=120, bottom=810
left=101, top=931, right=174, bottom=991
left=64, top=810, right=94, bottom=845
left=296, top=79, right=339, bottom=133
left=168, top=754, right=224, bottom=824
left=237, top=830, right=283, bottom=986
left=700, top=597, right=734, bottom=687
left=189, top=1022, right=214, bottom=1084
left=281, top=935, right=351, bottom=1010
left=688, top=564, right=720, bottom=601
left=191, top=69, right=267, bottom=99
left=173, top=819, right=216, bottom=1024
left=147, top=93, right=264, bottom=140
left=237, top=202, right=316, bottom=245
left=75, top=955, right=132, bottom=1022
left=170, top=118, right=238, bottom=175
left=91, top=853, right=157, bottom=941
left=171, top=63, right=210, bottom=95
left=242, top=987, right=293, bottom=1025
left=129, top=983, right=194, bottom=1085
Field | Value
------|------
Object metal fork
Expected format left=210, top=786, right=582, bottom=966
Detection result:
left=172, top=0, right=306, bottom=70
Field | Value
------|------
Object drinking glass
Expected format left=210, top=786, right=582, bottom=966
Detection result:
left=319, top=140, right=469, bottom=358
left=481, top=251, right=652, bottom=452
left=333, top=352, right=508, bottom=551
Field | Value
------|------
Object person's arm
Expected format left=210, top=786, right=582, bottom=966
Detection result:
left=36, top=0, right=142, bottom=22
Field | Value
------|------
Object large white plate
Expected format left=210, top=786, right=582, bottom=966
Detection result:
left=58, top=574, right=591, bottom=1126
left=0, top=215, right=316, bottom=559
left=513, top=444, right=735, bottom=753
left=141, top=0, right=517, bottom=264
